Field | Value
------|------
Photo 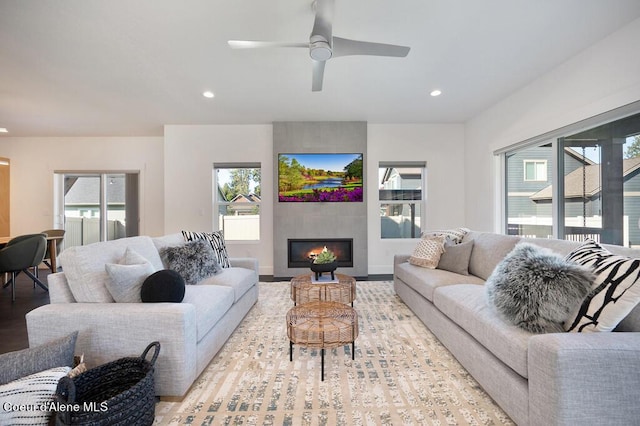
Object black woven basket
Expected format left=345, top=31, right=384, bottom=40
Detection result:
left=54, top=341, right=160, bottom=426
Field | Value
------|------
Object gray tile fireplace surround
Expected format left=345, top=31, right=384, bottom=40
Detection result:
left=273, top=121, right=368, bottom=279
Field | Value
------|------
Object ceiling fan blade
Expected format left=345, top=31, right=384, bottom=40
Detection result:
left=332, top=36, right=410, bottom=58
left=311, top=0, right=334, bottom=42
left=228, top=40, right=308, bottom=49
left=312, top=60, right=326, bottom=92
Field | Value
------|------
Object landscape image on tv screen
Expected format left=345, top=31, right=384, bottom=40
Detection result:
left=278, top=153, right=363, bottom=202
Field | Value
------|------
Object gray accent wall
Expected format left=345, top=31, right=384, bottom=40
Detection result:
left=273, top=122, right=368, bottom=278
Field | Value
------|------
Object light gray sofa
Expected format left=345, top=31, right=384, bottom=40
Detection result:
left=394, top=231, right=640, bottom=426
left=25, top=233, right=259, bottom=397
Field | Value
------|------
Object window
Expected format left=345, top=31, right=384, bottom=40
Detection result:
left=379, top=162, right=425, bottom=239
left=55, top=172, right=139, bottom=248
left=506, top=145, right=554, bottom=238
left=214, top=163, right=261, bottom=241
left=523, top=160, right=547, bottom=181
left=501, top=108, right=640, bottom=246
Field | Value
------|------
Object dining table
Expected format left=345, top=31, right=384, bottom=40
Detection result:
left=0, top=234, right=62, bottom=273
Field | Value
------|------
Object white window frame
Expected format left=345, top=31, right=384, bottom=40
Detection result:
left=496, top=100, right=640, bottom=238
left=378, top=162, right=426, bottom=239
left=213, top=162, right=261, bottom=242
left=523, top=159, right=547, bottom=181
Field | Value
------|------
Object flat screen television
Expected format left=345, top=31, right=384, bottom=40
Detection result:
left=278, top=153, right=363, bottom=202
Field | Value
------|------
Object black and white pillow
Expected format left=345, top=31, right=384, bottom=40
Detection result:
left=421, top=227, right=470, bottom=244
left=564, top=239, right=640, bottom=332
left=182, top=230, right=231, bottom=268
left=0, top=366, right=72, bottom=425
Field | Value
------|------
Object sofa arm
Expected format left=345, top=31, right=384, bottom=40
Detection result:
left=26, top=302, right=198, bottom=397
left=47, top=272, right=76, bottom=303
left=230, top=257, right=259, bottom=272
left=394, top=254, right=410, bottom=267
left=528, top=332, right=640, bottom=426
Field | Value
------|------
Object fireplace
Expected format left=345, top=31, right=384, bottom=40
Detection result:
left=288, top=238, right=354, bottom=268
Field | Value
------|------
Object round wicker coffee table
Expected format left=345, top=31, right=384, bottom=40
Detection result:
left=290, top=273, right=356, bottom=306
left=286, top=300, right=359, bottom=381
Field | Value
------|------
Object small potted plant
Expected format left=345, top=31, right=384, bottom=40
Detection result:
left=310, top=246, right=338, bottom=280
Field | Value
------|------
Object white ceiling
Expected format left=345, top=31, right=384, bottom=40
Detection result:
left=2, top=0, right=640, bottom=137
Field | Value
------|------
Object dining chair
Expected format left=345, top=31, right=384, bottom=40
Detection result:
left=41, top=229, right=65, bottom=272
left=0, top=234, right=48, bottom=301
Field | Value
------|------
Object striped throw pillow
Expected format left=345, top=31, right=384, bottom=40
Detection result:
left=421, top=227, right=470, bottom=244
left=564, top=239, right=640, bottom=332
left=0, top=366, right=71, bottom=425
left=182, top=230, right=231, bottom=268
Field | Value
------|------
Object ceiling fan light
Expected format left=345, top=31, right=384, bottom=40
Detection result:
left=310, top=38, right=332, bottom=61
left=430, top=89, right=442, bottom=97
left=203, top=91, right=215, bottom=98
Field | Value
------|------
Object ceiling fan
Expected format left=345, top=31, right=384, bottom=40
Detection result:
left=228, top=0, right=411, bottom=92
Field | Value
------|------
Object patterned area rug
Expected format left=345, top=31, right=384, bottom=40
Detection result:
left=154, top=281, right=514, bottom=425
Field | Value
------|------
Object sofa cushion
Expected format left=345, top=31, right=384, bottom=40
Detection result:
left=182, top=285, right=234, bottom=342
left=409, top=234, right=446, bottom=269
left=141, top=269, right=186, bottom=303
left=434, top=284, right=531, bottom=378
left=160, top=239, right=221, bottom=285
left=105, top=247, right=155, bottom=303
left=437, top=240, right=474, bottom=275
left=395, top=261, right=484, bottom=302
left=564, top=239, right=640, bottom=332
left=152, top=233, right=184, bottom=258
left=465, top=232, right=521, bottom=280
left=199, top=267, right=257, bottom=302
left=59, top=236, right=164, bottom=303
left=485, top=242, right=594, bottom=333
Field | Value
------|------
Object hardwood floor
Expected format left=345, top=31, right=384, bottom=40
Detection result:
left=0, top=269, right=51, bottom=354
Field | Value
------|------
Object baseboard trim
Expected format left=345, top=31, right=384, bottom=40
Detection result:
left=262, top=274, right=393, bottom=282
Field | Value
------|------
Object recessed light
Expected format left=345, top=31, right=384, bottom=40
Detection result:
left=430, top=90, right=442, bottom=97
left=203, top=91, right=215, bottom=98
left=0, top=128, right=8, bottom=133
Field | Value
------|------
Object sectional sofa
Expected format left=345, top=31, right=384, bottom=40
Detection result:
left=25, top=233, right=259, bottom=397
left=394, top=231, right=640, bottom=426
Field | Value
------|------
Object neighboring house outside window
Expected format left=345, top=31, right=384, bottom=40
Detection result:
left=214, top=163, right=261, bottom=241
left=54, top=172, right=140, bottom=248
left=379, top=162, right=425, bottom=239
left=502, top=110, right=640, bottom=247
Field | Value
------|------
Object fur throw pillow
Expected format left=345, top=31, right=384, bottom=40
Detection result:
left=485, top=242, right=594, bottom=333
left=160, top=239, right=221, bottom=285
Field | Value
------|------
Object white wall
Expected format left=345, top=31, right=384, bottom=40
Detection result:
left=465, top=17, right=640, bottom=232
left=163, top=124, right=466, bottom=276
left=163, top=125, right=274, bottom=275
left=0, top=136, right=164, bottom=237
left=367, top=124, right=466, bottom=274
left=1, top=125, right=464, bottom=277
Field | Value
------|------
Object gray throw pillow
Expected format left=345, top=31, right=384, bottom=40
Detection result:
left=161, top=239, right=221, bottom=285
left=0, top=331, right=77, bottom=385
left=485, top=242, right=594, bottom=333
left=437, top=240, right=474, bottom=275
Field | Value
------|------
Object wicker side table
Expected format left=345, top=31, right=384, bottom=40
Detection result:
left=286, top=301, right=359, bottom=381
left=290, top=273, right=356, bottom=306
